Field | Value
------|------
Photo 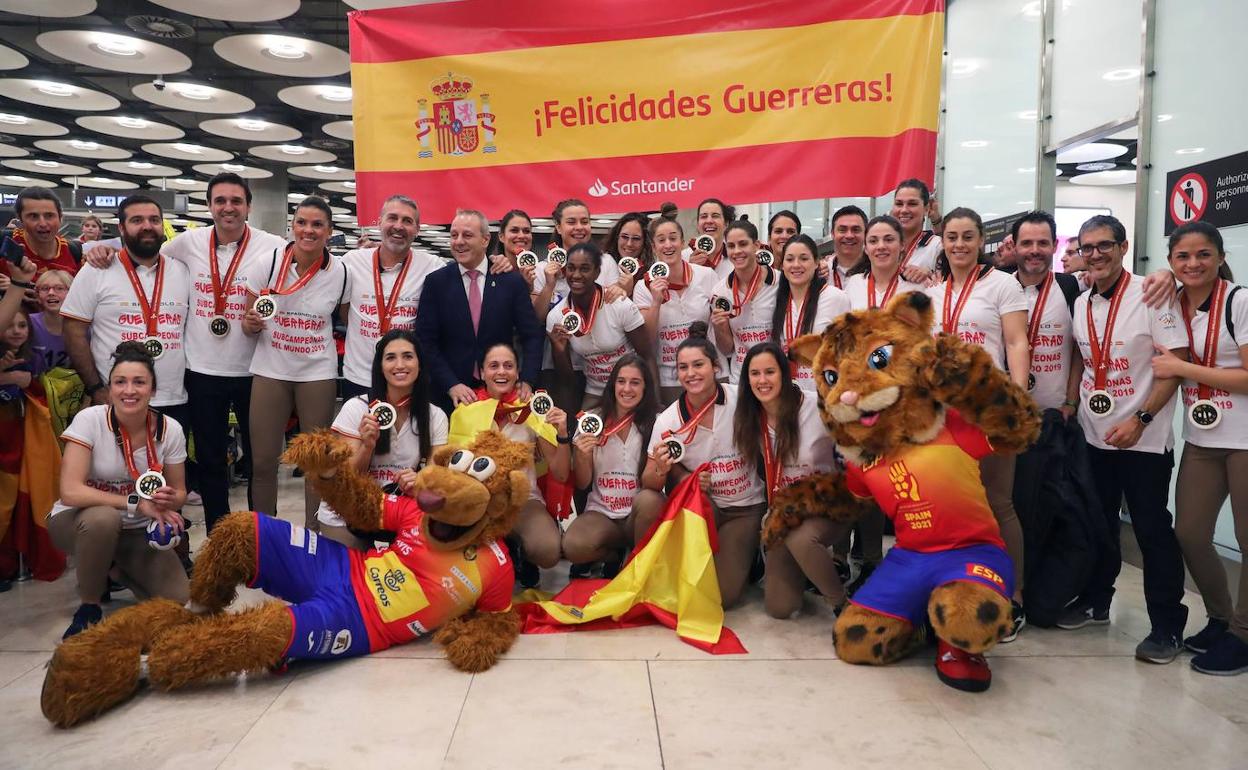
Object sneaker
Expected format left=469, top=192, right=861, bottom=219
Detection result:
left=999, top=600, right=1026, bottom=644
left=1183, top=618, right=1229, bottom=654
left=843, top=561, right=876, bottom=598
left=62, top=603, right=103, bottom=640
left=1055, top=602, right=1110, bottom=630
left=1191, top=633, right=1248, bottom=676
left=1135, top=630, right=1183, bottom=664
left=934, top=639, right=992, bottom=693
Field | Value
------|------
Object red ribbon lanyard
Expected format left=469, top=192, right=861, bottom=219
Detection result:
left=900, top=230, right=929, bottom=268
left=731, top=265, right=765, bottom=315
left=112, top=408, right=161, bottom=480
left=473, top=387, right=531, bottom=426
left=208, top=226, right=250, bottom=317
left=265, top=244, right=322, bottom=298
left=867, top=270, right=901, bottom=309
left=784, top=291, right=810, bottom=348
left=1086, top=271, right=1131, bottom=391
left=663, top=390, right=718, bottom=444
left=646, top=261, right=689, bottom=302
left=1025, top=271, right=1055, bottom=371
left=760, top=412, right=779, bottom=497
left=1180, top=279, right=1227, bottom=400
left=370, top=394, right=412, bottom=410
left=597, top=411, right=635, bottom=446
left=941, top=266, right=991, bottom=335
left=831, top=264, right=843, bottom=290
left=569, top=286, right=603, bottom=337
left=119, top=250, right=164, bottom=338
left=371, top=248, right=415, bottom=336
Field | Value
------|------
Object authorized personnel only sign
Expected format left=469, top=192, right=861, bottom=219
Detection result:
left=1165, top=149, right=1248, bottom=234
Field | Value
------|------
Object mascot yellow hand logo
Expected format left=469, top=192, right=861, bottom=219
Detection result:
left=888, top=461, right=921, bottom=502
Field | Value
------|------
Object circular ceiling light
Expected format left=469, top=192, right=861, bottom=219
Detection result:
left=1075, top=161, right=1117, bottom=172
left=277, top=85, right=353, bottom=115
left=132, top=81, right=255, bottom=114
left=76, top=114, right=184, bottom=141
left=146, top=0, right=300, bottom=22
left=0, top=144, right=28, bottom=158
left=238, top=119, right=268, bottom=131
left=323, top=120, right=353, bottom=141
left=34, top=159, right=58, bottom=167
left=250, top=144, right=336, bottom=164
left=143, top=142, right=233, bottom=162
left=322, top=87, right=352, bottom=102
left=0, top=43, right=29, bottom=71
left=191, top=162, right=273, bottom=179
left=281, top=145, right=307, bottom=155
left=1068, top=169, right=1136, bottom=186
left=199, top=117, right=300, bottom=142
left=129, top=161, right=154, bottom=169
left=100, top=160, right=181, bottom=178
left=0, top=113, right=28, bottom=125
left=0, top=77, right=120, bottom=110
left=213, top=33, right=349, bottom=78
left=266, top=41, right=306, bottom=60
left=0, top=0, right=96, bottom=17
left=177, top=84, right=214, bottom=101
left=1055, top=142, right=1129, bottom=164
left=4, top=158, right=91, bottom=175
left=70, top=139, right=99, bottom=151
left=35, top=138, right=131, bottom=159
left=1, top=174, right=56, bottom=187
left=36, top=81, right=75, bottom=97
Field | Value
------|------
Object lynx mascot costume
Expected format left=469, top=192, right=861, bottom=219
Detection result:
left=42, top=429, right=531, bottom=727
left=765, top=292, right=1041, bottom=691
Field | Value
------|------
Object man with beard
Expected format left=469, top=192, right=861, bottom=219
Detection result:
left=1011, top=211, right=1082, bottom=413
left=339, top=194, right=441, bottom=400
left=62, top=195, right=190, bottom=420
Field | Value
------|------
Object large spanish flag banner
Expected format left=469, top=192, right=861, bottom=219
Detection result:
left=516, top=465, right=746, bottom=654
left=348, top=0, right=943, bottom=222
left=0, top=394, right=66, bottom=582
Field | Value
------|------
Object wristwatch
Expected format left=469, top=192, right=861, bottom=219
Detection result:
left=126, top=493, right=140, bottom=514
left=1134, top=409, right=1154, bottom=425
left=557, top=433, right=572, bottom=445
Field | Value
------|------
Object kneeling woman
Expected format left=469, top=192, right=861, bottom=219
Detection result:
left=733, top=342, right=842, bottom=617
left=317, top=329, right=449, bottom=549
left=639, top=323, right=766, bottom=608
left=475, top=343, right=571, bottom=584
left=566, top=354, right=661, bottom=569
left=48, top=342, right=189, bottom=639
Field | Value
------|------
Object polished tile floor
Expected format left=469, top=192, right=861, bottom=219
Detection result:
left=2, top=469, right=1246, bottom=770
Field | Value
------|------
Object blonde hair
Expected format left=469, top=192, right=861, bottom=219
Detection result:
left=36, top=270, right=73, bottom=290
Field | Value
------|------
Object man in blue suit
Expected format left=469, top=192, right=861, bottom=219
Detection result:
left=417, top=208, right=543, bottom=410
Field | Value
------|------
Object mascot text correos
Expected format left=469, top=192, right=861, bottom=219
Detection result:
left=42, top=429, right=531, bottom=727
left=764, top=292, right=1041, bottom=691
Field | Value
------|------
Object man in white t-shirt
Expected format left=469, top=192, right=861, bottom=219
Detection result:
left=1060, top=214, right=1191, bottom=665
left=339, top=195, right=441, bottom=399
left=824, top=205, right=867, bottom=289
left=1012, top=211, right=1081, bottom=412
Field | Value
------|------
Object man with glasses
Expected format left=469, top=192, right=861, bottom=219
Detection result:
left=1059, top=214, right=1191, bottom=665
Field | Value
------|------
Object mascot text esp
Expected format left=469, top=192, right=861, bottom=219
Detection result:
left=763, top=291, right=1041, bottom=692
left=42, top=429, right=532, bottom=728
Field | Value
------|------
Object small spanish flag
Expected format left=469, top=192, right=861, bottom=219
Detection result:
left=516, top=465, right=746, bottom=654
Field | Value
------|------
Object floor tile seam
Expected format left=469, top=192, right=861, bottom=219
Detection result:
left=921, top=693, right=995, bottom=770
left=645, top=660, right=666, bottom=770
left=442, top=672, right=475, bottom=766
left=0, top=656, right=44, bottom=690
left=211, top=672, right=297, bottom=770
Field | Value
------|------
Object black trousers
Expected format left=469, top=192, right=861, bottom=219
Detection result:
left=341, top=379, right=368, bottom=401
left=1084, top=446, right=1188, bottom=635
left=184, top=370, right=253, bottom=533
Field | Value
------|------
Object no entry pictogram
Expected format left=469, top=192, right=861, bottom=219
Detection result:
left=1170, top=172, right=1207, bottom=226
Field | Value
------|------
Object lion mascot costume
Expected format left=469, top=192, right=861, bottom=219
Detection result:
left=764, top=291, right=1042, bottom=692
left=42, top=429, right=531, bottom=727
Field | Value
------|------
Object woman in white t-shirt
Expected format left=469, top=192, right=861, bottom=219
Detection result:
left=640, top=323, right=766, bottom=608
left=547, top=242, right=652, bottom=411
left=242, top=196, right=349, bottom=530
left=47, top=341, right=189, bottom=639
left=565, top=354, right=660, bottom=570
left=732, top=342, right=842, bottom=617
left=468, top=342, right=571, bottom=588
left=687, top=197, right=734, bottom=280
left=769, top=234, right=850, bottom=394
left=711, top=219, right=779, bottom=385
left=633, top=216, right=719, bottom=405
left=928, top=206, right=1030, bottom=637
left=317, top=330, right=449, bottom=549
left=1151, top=221, right=1248, bottom=674
left=843, top=215, right=927, bottom=312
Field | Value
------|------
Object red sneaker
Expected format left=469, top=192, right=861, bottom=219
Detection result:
left=935, top=640, right=992, bottom=692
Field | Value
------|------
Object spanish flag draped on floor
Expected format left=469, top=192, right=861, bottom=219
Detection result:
left=0, top=393, right=66, bottom=581
left=516, top=466, right=746, bottom=654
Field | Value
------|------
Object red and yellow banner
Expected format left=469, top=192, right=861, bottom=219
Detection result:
left=516, top=465, right=746, bottom=654
left=348, top=0, right=943, bottom=222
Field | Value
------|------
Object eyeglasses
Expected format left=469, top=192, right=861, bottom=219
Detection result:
left=1077, top=240, right=1122, bottom=257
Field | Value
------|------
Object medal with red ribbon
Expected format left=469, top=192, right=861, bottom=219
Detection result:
left=760, top=412, right=780, bottom=498
left=867, top=270, right=902, bottom=309
left=473, top=387, right=532, bottom=426
left=900, top=230, right=930, bottom=269
left=1084, top=271, right=1131, bottom=417
left=565, top=286, right=603, bottom=338
left=1023, top=271, right=1055, bottom=391
left=597, top=411, right=635, bottom=446
left=111, top=407, right=165, bottom=500
left=645, top=260, right=689, bottom=302
left=119, top=250, right=166, bottom=360
left=207, top=226, right=250, bottom=338
left=661, top=390, right=718, bottom=461
left=1181, top=278, right=1228, bottom=429
left=371, top=248, right=414, bottom=336
left=729, top=264, right=765, bottom=318
left=254, top=244, right=323, bottom=318
left=941, top=265, right=991, bottom=336
left=369, top=394, right=411, bottom=431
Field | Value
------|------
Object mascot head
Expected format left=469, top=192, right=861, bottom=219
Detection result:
left=789, top=291, right=944, bottom=464
left=411, top=429, right=531, bottom=551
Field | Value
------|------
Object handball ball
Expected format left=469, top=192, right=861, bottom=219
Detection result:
left=146, top=520, right=182, bottom=551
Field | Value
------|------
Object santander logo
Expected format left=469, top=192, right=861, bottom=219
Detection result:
left=586, top=175, right=696, bottom=198
left=588, top=178, right=609, bottom=197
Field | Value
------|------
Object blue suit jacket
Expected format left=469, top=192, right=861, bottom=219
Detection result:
left=416, top=261, right=543, bottom=398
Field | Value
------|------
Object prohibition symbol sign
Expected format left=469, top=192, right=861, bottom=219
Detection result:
left=1170, top=172, right=1207, bottom=226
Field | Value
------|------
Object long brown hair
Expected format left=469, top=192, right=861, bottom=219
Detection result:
left=733, top=342, right=801, bottom=470
left=598, top=353, right=659, bottom=476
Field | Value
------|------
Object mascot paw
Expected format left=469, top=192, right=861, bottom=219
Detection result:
left=435, top=610, right=521, bottom=673
left=928, top=582, right=1012, bottom=654
left=282, top=430, right=352, bottom=476
left=763, top=474, right=844, bottom=548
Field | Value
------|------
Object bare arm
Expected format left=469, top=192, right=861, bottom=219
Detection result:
left=58, top=441, right=129, bottom=510
left=63, top=317, right=104, bottom=401
left=1001, top=310, right=1030, bottom=389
